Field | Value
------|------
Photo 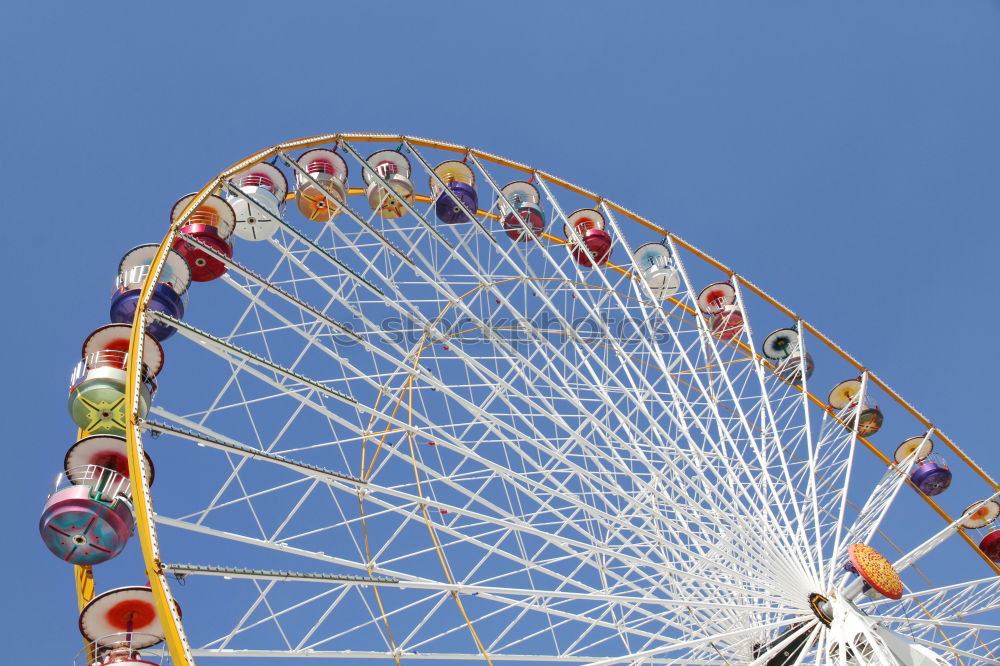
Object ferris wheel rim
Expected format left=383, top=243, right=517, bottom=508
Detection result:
left=118, top=132, right=1000, bottom=666
left=153, top=132, right=985, bottom=467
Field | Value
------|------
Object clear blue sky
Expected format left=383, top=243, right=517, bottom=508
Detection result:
left=2, top=1, right=998, bottom=662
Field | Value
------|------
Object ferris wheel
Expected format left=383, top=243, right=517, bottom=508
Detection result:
left=40, top=133, right=1000, bottom=665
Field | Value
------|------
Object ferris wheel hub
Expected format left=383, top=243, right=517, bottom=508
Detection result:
left=808, top=592, right=834, bottom=626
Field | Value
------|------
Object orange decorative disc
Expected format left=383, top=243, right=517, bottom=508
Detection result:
left=849, top=543, right=903, bottom=600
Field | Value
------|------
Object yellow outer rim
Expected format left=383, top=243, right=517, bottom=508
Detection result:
left=125, top=133, right=1000, bottom=665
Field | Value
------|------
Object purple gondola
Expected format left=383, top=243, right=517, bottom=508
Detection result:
left=109, top=245, right=191, bottom=341
left=431, top=160, right=478, bottom=224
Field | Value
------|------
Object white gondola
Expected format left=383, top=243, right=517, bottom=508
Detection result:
left=633, top=242, right=680, bottom=300
left=228, top=162, right=288, bottom=241
left=363, top=149, right=414, bottom=219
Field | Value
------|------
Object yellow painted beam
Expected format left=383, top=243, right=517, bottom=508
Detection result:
left=74, top=564, right=95, bottom=662
left=124, top=184, right=221, bottom=666
left=73, top=564, right=95, bottom=611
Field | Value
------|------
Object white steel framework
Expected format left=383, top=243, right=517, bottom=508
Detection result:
left=117, top=134, right=999, bottom=665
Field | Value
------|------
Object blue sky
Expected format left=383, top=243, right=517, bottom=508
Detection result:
left=2, top=1, right=999, bottom=662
